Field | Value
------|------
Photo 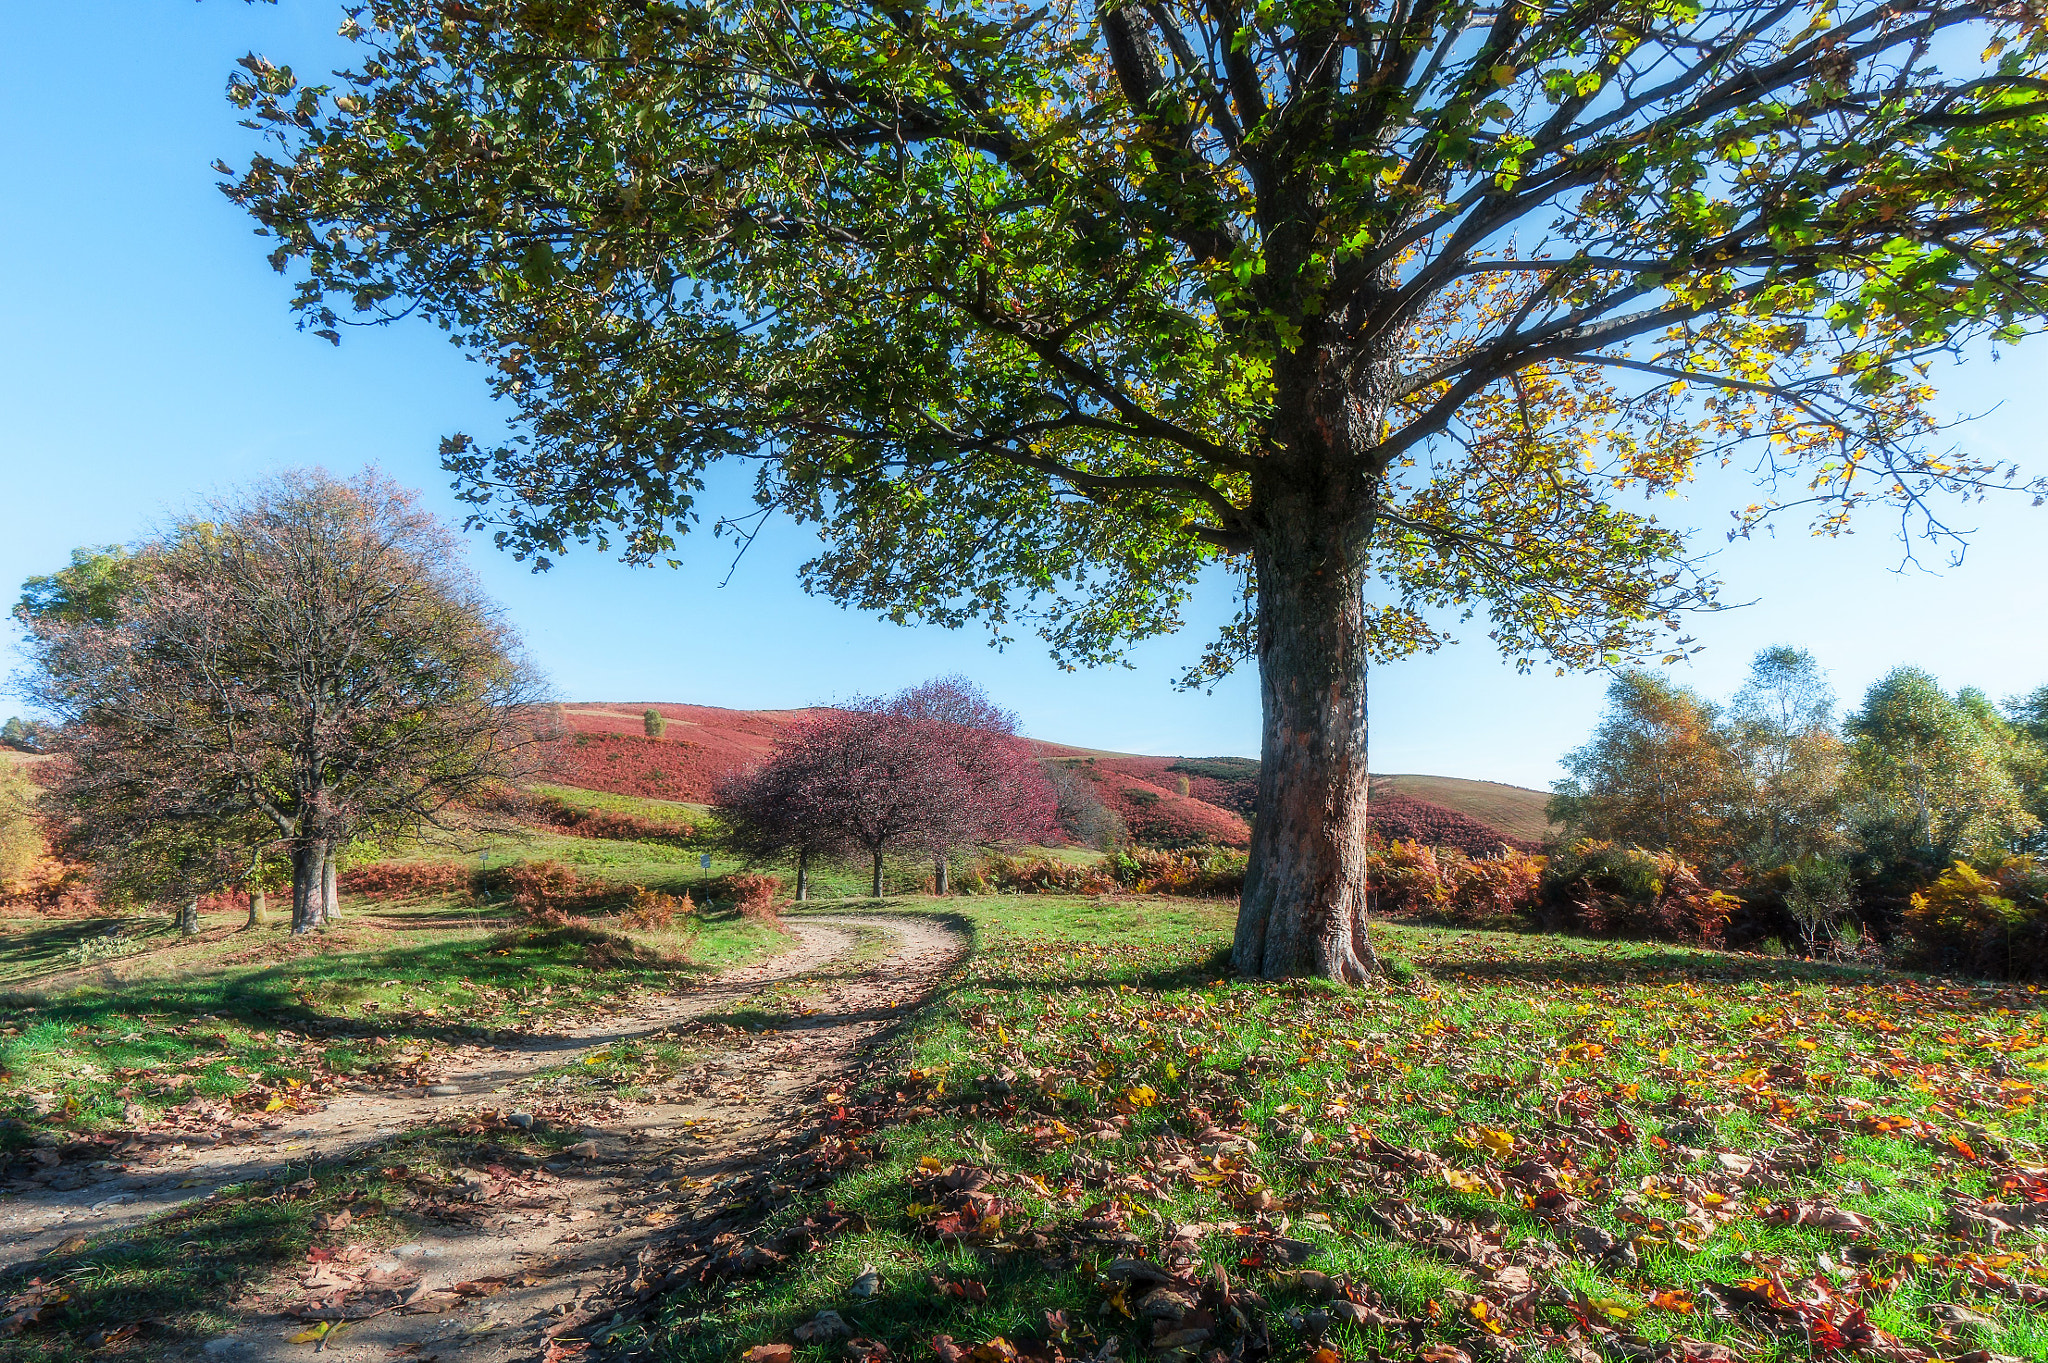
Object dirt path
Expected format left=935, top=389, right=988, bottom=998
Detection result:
left=1, top=913, right=967, bottom=1363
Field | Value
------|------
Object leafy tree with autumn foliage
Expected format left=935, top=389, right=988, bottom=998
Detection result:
left=223, top=0, right=2048, bottom=978
left=1549, top=671, right=1735, bottom=868
left=718, top=679, right=1053, bottom=896
left=1846, top=667, right=2039, bottom=874
left=20, top=472, right=551, bottom=934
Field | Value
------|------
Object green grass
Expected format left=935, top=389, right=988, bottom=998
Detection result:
left=0, top=894, right=786, bottom=1143
left=637, top=898, right=2048, bottom=1363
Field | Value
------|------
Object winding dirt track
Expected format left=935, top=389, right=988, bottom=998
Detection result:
left=0, top=913, right=968, bottom=1363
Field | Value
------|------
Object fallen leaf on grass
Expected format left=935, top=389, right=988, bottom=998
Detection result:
left=743, top=1346, right=793, bottom=1363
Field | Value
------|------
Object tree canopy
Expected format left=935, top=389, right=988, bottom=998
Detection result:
left=221, top=0, right=2048, bottom=977
left=19, top=471, right=550, bottom=933
left=224, top=0, right=2048, bottom=671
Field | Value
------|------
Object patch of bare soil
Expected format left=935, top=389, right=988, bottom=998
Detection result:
left=3, top=914, right=966, bottom=1363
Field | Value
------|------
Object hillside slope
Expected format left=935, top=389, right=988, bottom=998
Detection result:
left=541, top=703, right=1551, bottom=850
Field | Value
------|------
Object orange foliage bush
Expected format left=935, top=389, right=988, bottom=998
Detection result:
left=1369, top=840, right=1544, bottom=925
left=1905, top=858, right=2048, bottom=979
left=704, top=871, right=783, bottom=920
left=981, top=854, right=1118, bottom=895
left=339, top=860, right=471, bottom=900
left=618, top=885, right=696, bottom=930
left=1536, top=841, right=1733, bottom=944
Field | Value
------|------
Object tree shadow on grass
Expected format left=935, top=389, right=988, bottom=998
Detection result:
left=1403, top=935, right=2041, bottom=1016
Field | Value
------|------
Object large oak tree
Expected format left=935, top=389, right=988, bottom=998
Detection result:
left=223, top=0, right=2048, bottom=976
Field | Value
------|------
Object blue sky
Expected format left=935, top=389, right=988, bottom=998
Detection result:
left=5, top=3, right=2047, bottom=789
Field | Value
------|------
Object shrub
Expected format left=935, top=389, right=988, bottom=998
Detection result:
left=498, top=859, right=636, bottom=919
left=338, top=860, right=470, bottom=900
left=705, top=871, right=783, bottom=920
left=618, top=885, right=695, bottom=930
left=982, top=854, right=1117, bottom=895
left=1110, top=846, right=1247, bottom=897
left=644, top=709, right=668, bottom=739
left=1537, top=840, right=1734, bottom=943
left=1905, top=858, right=2048, bottom=980
left=978, top=846, right=1246, bottom=897
left=1369, top=840, right=1543, bottom=925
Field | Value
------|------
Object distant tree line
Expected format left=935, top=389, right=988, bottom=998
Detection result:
left=1550, top=648, right=2048, bottom=970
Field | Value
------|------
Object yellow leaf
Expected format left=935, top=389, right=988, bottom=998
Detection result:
left=919, top=1156, right=944, bottom=1172
left=264, top=1095, right=286, bottom=1113
left=289, top=1323, right=332, bottom=1345
left=1123, top=1085, right=1158, bottom=1108
left=1478, top=1128, right=1515, bottom=1157
left=1443, top=1168, right=1494, bottom=1196
left=1491, top=63, right=1516, bottom=86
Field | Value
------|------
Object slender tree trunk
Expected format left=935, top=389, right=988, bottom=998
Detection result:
left=795, top=850, right=808, bottom=903
left=321, top=844, right=339, bottom=921
left=291, top=840, right=324, bottom=933
left=179, top=897, right=200, bottom=936
left=246, top=886, right=266, bottom=929
left=934, top=855, right=949, bottom=896
left=1231, top=456, right=1379, bottom=982
left=871, top=849, right=884, bottom=899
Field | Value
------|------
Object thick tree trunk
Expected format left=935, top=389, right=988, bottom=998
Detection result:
left=247, top=886, right=266, bottom=929
left=291, top=840, right=325, bottom=933
left=794, top=850, right=808, bottom=903
left=179, top=898, right=200, bottom=935
left=871, top=849, right=884, bottom=899
left=1231, top=461, right=1379, bottom=982
left=934, top=855, right=949, bottom=896
left=321, top=845, right=339, bottom=921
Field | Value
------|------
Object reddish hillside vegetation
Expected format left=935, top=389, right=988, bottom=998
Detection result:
left=539, top=702, right=1539, bottom=853
left=539, top=703, right=828, bottom=801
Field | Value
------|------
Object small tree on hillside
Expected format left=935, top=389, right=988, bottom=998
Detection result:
left=1046, top=762, right=1125, bottom=853
left=643, top=709, right=668, bottom=740
left=19, top=471, right=551, bottom=934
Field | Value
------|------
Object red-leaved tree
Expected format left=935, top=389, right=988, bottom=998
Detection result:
left=718, top=678, right=1053, bottom=898
left=887, top=677, right=1056, bottom=892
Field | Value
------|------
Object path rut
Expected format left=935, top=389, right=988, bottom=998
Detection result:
left=1, top=913, right=968, bottom=1363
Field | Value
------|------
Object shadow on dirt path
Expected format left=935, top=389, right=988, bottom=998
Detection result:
left=1, top=913, right=968, bottom=1363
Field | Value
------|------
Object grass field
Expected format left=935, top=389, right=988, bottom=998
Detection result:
left=0, top=891, right=786, bottom=1143
left=1375, top=774, right=1554, bottom=843
left=642, top=899, right=2048, bottom=1363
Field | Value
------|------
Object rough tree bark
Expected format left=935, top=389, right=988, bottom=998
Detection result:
left=934, top=856, right=949, bottom=896
left=794, top=849, right=808, bottom=903
left=321, top=844, right=339, bottom=921
left=247, top=885, right=266, bottom=929
left=1232, top=432, right=1381, bottom=982
left=870, top=849, right=884, bottom=899
left=179, top=897, right=200, bottom=936
left=290, top=839, right=325, bottom=934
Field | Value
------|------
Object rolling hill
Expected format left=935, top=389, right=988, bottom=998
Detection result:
left=540, top=702, right=1553, bottom=852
